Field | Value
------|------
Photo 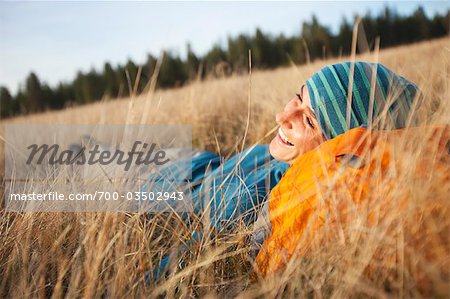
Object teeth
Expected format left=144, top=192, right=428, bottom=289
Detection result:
left=278, top=128, right=294, bottom=146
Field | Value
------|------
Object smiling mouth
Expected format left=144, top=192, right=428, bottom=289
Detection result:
left=278, top=128, right=294, bottom=147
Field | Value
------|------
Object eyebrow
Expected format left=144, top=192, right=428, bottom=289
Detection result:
left=297, top=84, right=306, bottom=102
left=300, top=84, right=306, bottom=99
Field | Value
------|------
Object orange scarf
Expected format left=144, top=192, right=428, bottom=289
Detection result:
left=256, top=126, right=449, bottom=275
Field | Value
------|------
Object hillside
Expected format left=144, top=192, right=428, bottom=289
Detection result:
left=0, top=38, right=449, bottom=298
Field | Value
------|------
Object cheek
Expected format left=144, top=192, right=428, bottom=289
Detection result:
left=291, top=129, right=308, bottom=146
left=291, top=130, right=321, bottom=152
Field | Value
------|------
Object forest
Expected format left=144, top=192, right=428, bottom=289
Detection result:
left=0, top=6, right=448, bottom=118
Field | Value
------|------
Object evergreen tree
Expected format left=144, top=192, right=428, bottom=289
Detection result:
left=227, top=34, right=251, bottom=73
left=334, top=17, right=353, bottom=56
left=301, top=15, right=333, bottom=60
left=186, top=43, right=200, bottom=80
left=0, top=86, right=15, bottom=118
left=135, top=54, right=158, bottom=92
left=73, top=71, right=87, bottom=104
left=125, top=59, right=139, bottom=94
left=252, top=28, right=278, bottom=68
left=115, top=65, right=128, bottom=98
left=25, top=72, right=45, bottom=112
left=42, top=84, right=58, bottom=110
left=411, top=6, right=431, bottom=41
left=274, top=34, right=289, bottom=66
left=202, top=45, right=227, bottom=77
left=104, top=62, right=118, bottom=97
left=158, top=51, right=188, bottom=88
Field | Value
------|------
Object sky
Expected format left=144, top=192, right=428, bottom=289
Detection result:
left=0, top=1, right=449, bottom=95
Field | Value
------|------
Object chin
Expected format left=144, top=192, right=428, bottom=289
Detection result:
left=268, top=140, right=278, bottom=158
left=269, top=138, right=296, bottom=163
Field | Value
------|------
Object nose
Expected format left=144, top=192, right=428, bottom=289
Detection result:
left=276, top=111, right=293, bottom=129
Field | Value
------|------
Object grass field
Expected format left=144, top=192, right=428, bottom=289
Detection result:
left=0, top=37, right=449, bottom=298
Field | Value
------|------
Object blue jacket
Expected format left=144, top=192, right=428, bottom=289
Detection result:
left=142, top=144, right=289, bottom=232
left=142, top=145, right=289, bottom=281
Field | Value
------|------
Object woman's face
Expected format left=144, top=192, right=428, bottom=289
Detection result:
left=269, top=84, right=325, bottom=164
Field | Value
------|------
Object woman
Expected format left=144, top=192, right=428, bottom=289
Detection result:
left=149, top=61, right=422, bottom=280
left=254, top=62, right=450, bottom=277
left=252, top=61, right=420, bottom=253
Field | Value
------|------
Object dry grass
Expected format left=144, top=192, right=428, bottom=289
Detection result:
left=0, top=37, right=449, bottom=298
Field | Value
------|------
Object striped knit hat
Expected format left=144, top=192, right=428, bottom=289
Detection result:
left=306, top=62, right=420, bottom=139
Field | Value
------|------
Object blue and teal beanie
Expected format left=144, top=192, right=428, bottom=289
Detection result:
left=306, top=62, right=420, bottom=139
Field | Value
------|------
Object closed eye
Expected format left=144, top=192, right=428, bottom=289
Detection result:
left=304, top=115, right=314, bottom=129
left=295, top=93, right=303, bottom=103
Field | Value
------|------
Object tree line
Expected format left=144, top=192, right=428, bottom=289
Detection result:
left=1, top=6, right=448, bottom=118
